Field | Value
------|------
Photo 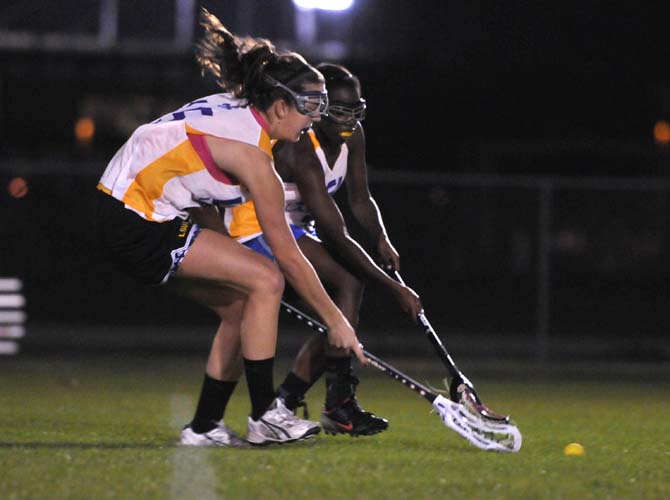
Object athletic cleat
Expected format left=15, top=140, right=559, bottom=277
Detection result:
left=320, top=398, right=389, bottom=437
left=280, top=394, right=310, bottom=419
left=275, top=383, right=311, bottom=418
left=180, top=422, right=248, bottom=448
left=246, top=397, right=321, bottom=445
left=322, top=372, right=389, bottom=436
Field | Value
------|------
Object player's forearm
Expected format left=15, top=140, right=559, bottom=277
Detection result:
left=274, top=251, right=346, bottom=327
left=349, top=196, right=388, bottom=243
left=322, top=230, right=398, bottom=289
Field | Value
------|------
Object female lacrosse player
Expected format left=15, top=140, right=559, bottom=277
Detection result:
left=96, top=10, right=365, bottom=447
left=223, top=63, right=422, bottom=436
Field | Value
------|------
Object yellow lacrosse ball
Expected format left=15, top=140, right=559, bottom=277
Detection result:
left=563, top=443, right=585, bottom=456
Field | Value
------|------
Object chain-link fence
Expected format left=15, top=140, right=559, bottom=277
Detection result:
left=3, top=162, right=670, bottom=360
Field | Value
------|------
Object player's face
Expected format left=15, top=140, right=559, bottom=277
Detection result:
left=281, top=82, right=326, bottom=142
left=320, top=85, right=365, bottom=139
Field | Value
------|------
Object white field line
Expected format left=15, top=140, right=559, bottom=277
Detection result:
left=169, top=394, right=219, bottom=500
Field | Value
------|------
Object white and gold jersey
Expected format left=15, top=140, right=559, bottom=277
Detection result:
left=226, top=129, right=348, bottom=241
left=98, top=94, right=273, bottom=222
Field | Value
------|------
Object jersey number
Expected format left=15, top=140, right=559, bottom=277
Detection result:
left=168, top=99, right=213, bottom=121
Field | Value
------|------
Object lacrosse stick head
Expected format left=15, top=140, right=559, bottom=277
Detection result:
left=451, top=379, right=511, bottom=423
left=432, top=394, right=522, bottom=452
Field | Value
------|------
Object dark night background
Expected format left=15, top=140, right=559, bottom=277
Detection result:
left=2, top=1, right=670, bottom=359
left=3, top=1, right=670, bottom=172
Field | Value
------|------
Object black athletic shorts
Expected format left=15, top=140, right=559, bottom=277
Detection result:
left=96, top=190, right=201, bottom=285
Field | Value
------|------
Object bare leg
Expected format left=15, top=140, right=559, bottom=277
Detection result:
left=275, top=235, right=387, bottom=434
left=290, top=236, right=363, bottom=383
left=174, top=229, right=284, bottom=428
left=207, top=310, right=244, bottom=380
left=169, top=280, right=246, bottom=380
left=176, top=229, right=285, bottom=360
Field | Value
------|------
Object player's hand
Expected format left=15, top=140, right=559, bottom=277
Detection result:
left=391, top=283, right=423, bottom=321
left=327, top=317, right=367, bottom=365
left=377, top=235, right=400, bottom=272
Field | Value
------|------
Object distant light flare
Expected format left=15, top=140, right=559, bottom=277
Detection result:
left=75, top=117, right=95, bottom=145
left=653, top=120, right=670, bottom=145
left=7, top=177, right=28, bottom=199
left=292, top=0, right=354, bottom=11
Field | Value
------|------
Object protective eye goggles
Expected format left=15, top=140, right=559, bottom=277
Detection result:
left=265, top=75, right=329, bottom=118
left=325, top=99, right=367, bottom=124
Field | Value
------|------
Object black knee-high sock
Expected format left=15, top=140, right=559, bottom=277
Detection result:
left=190, top=374, right=238, bottom=434
left=325, top=356, right=353, bottom=408
left=244, top=357, right=275, bottom=421
left=277, top=372, right=313, bottom=410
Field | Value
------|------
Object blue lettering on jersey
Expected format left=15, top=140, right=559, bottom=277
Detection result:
left=185, top=99, right=208, bottom=106
left=152, top=99, right=245, bottom=123
left=170, top=107, right=214, bottom=121
left=214, top=197, right=243, bottom=207
left=196, top=197, right=243, bottom=207
left=217, top=103, right=244, bottom=110
left=326, top=176, right=344, bottom=193
left=152, top=100, right=213, bottom=123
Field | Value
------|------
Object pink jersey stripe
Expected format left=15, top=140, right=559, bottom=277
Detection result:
left=250, top=106, right=271, bottom=133
left=187, top=133, right=238, bottom=185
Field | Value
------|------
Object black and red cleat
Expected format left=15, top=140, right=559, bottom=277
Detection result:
left=320, top=398, right=389, bottom=436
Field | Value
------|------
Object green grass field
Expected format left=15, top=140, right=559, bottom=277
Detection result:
left=1, top=355, right=669, bottom=499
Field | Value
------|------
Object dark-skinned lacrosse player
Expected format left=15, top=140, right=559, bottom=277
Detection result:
left=220, top=63, right=423, bottom=436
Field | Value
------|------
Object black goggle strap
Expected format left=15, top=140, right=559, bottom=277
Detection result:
left=264, top=75, right=329, bottom=115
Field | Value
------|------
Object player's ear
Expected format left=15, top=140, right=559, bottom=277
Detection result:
left=271, top=99, right=290, bottom=120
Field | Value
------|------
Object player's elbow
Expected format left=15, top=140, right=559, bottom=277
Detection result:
left=320, top=227, right=350, bottom=248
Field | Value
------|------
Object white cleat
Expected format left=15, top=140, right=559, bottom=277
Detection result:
left=247, top=397, right=321, bottom=445
left=180, top=422, right=248, bottom=448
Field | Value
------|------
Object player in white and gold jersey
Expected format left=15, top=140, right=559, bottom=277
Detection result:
left=96, top=10, right=365, bottom=447
left=226, top=64, right=422, bottom=436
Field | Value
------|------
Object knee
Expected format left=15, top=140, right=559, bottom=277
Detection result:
left=252, top=260, right=285, bottom=298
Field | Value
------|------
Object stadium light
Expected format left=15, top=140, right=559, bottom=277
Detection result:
left=292, top=0, right=354, bottom=11
left=292, top=0, right=354, bottom=58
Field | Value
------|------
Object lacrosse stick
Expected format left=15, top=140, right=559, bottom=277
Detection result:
left=391, top=271, right=522, bottom=443
left=281, top=300, right=522, bottom=452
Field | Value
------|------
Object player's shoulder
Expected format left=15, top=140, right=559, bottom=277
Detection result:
left=293, top=130, right=320, bottom=154
left=275, top=132, right=318, bottom=164
left=276, top=137, right=323, bottom=183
